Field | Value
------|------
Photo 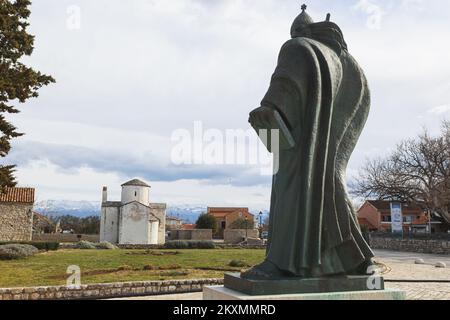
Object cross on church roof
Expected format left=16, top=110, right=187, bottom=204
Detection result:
left=301, top=4, right=307, bottom=12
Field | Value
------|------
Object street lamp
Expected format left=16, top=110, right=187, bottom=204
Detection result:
left=259, top=211, right=263, bottom=238
left=245, top=217, right=248, bottom=240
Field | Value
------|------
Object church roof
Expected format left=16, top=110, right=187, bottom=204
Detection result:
left=121, top=179, right=150, bottom=187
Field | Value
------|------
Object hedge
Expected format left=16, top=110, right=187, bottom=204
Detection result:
left=0, top=241, right=59, bottom=251
left=164, top=240, right=215, bottom=249
left=0, top=244, right=39, bottom=260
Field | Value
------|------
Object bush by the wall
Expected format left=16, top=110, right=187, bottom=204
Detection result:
left=30, top=242, right=60, bottom=251
left=189, top=241, right=215, bottom=249
left=164, top=240, right=216, bottom=249
left=0, top=241, right=59, bottom=251
left=75, top=241, right=118, bottom=250
left=164, top=241, right=190, bottom=249
left=76, top=240, right=97, bottom=249
left=0, top=244, right=39, bottom=260
left=96, top=242, right=118, bottom=250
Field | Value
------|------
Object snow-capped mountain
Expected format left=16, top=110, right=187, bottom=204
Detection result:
left=33, top=200, right=101, bottom=218
left=166, top=205, right=207, bottom=223
left=33, top=200, right=269, bottom=224
left=33, top=200, right=208, bottom=222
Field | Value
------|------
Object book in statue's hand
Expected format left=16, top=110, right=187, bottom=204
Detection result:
left=249, top=106, right=296, bottom=152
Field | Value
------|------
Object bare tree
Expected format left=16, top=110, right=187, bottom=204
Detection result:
left=352, top=122, right=450, bottom=226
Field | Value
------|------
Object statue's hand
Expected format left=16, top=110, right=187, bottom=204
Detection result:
left=249, top=106, right=296, bottom=152
left=249, top=106, right=276, bottom=129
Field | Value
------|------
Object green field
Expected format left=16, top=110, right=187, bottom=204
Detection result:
left=0, top=249, right=265, bottom=288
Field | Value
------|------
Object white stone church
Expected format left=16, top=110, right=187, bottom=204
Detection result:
left=100, top=179, right=166, bottom=245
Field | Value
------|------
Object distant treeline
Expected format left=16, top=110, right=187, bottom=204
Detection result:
left=48, top=215, right=100, bottom=235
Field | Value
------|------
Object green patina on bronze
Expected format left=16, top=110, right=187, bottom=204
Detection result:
left=244, top=5, right=374, bottom=280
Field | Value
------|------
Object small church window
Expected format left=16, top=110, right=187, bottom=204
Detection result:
left=135, top=191, right=137, bottom=197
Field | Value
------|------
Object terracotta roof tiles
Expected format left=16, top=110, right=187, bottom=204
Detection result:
left=0, top=187, right=35, bottom=204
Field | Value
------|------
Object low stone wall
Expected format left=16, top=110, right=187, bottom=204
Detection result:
left=0, top=278, right=223, bottom=300
left=224, top=229, right=259, bottom=244
left=169, top=229, right=212, bottom=241
left=370, top=236, right=450, bottom=254
left=32, top=234, right=100, bottom=243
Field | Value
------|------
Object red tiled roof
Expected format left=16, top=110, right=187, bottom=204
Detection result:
left=0, top=187, right=35, bottom=204
left=181, top=224, right=196, bottom=230
left=207, top=207, right=252, bottom=218
left=33, top=212, right=53, bottom=224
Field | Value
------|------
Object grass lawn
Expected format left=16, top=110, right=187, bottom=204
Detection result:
left=0, top=249, right=265, bottom=288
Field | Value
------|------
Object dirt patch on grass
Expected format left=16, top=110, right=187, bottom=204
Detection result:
left=48, top=264, right=188, bottom=280
left=143, top=264, right=182, bottom=271
left=48, top=268, right=119, bottom=280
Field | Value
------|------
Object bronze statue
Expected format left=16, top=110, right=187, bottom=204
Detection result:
left=245, top=5, right=374, bottom=280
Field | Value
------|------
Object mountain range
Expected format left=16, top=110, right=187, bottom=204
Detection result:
left=33, top=200, right=268, bottom=224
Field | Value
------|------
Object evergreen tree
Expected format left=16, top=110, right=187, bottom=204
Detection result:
left=195, top=214, right=217, bottom=232
left=0, top=0, right=55, bottom=187
left=230, top=217, right=255, bottom=230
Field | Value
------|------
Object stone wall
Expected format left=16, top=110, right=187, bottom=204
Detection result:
left=100, top=205, right=120, bottom=243
left=0, top=203, right=33, bottom=242
left=32, top=234, right=100, bottom=243
left=370, top=236, right=450, bottom=254
left=224, top=229, right=259, bottom=244
left=0, top=278, right=223, bottom=300
left=150, top=203, right=167, bottom=245
left=169, top=229, right=212, bottom=241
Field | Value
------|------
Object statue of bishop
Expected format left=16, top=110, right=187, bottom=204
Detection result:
left=246, top=5, right=374, bottom=279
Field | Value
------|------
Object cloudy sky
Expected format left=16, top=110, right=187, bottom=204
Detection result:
left=4, top=0, right=450, bottom=209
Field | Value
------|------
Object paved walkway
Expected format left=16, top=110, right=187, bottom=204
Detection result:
left=113, top=250, right=450, bottom=300
left=373, top=250, right=450, bottom=300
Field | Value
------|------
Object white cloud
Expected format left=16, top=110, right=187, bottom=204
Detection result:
left=428, top=105, right=450, bottom=115
left=6, top=0, right=450, bottom=206
left=352, top=0, right=385, bottom=30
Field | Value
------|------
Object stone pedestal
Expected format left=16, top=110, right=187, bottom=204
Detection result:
left=202, top=273, right=406, bottom=300
left=203, top=286, right=406, bottom=301
left=224, top=273, right=385, bottom=296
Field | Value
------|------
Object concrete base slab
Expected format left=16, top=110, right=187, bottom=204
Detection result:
left=203, top=286, right=406, bottom=300
left=224, top=273, right=384, bottom=296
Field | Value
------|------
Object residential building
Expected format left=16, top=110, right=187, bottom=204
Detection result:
left=166, top=216, right=183, bottom=230
left=181, top=224, right=196, bottom=230
left=32, top=212, right=54, bottom=234
left=357, top=200, right=444, bottom=233
left=207, top=207, right=254, bottom=238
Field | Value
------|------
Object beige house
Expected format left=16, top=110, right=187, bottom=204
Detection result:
left=166, top=216, right=183, bottom=230
left=207, top=207, right=254, bottom=238
left=0, top=187, right=35, bottom=241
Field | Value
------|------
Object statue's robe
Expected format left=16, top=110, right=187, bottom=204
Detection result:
left=253, top=26, right=374, bottom=276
